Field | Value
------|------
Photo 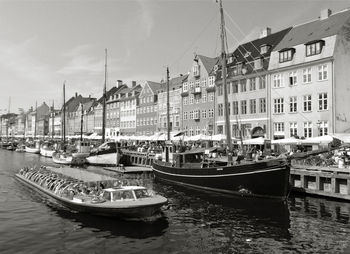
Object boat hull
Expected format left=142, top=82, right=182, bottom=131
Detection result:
left=40, top=149, right=55, bottom=157
left=15, top=174, right=167, bottom=219
left=152, top=159, right=290, bottom=200
left=86, top=152, right=117, bottom=166
left=25, top=147, right=40, bottom=154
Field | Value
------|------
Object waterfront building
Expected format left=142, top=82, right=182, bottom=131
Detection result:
left=15, top=113, right=26, bottom=136
left=215, top=27, right=291, bottom=139
left=136, top=81, right=162, bottom=136
left=65, top=94, right=94, bottom=136
left=24, top=102, right=50, bottom=137
left=106, top=81, right=127, bottom=138
left=119, top=82, right=142, bottom=136
left=157, top=74, right=188, bottom=134
left=0, top=113, right=17, bottom=138
left=181, top=54, right=218, bottom=136
left=48, top=109, right=62, bottom=137
left=268, top=8, right=350, bottom=139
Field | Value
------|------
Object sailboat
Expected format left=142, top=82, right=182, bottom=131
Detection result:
left=86, top=49, right=119, bottom=166
left=152, top=0, right=290, bottom=200
left=25, top=101, right=40, bottom=154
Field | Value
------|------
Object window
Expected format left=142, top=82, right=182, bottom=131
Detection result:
left=289, top=96, right=297, bottom=113
left=202, top=92, right=207, bottom=102
left=183, top=111, right=188, bottom=120
left=289, top=122, right=298, bottom=137
left=202, top=110, right=207, bottom=119
left=274, top=122, right=285, bottom=132
left=189, top=94, right=194, bottom=104
left=208, top=76, right=215, bottom=86
left=259, top=98, right=266, bottom=113
left=208, top=109, right=214, bottom=118
left=232, top=124, right=239, bottom=137
left=279, top=49, right=294, bottom=63
left=189, top=111, right=193, bottom=119
left=254, top=58, right=263, bottom=70
left=289, top=71, right=297, bottom=86
left=318, top=64, right=328, bottom=81
left=218, top=104, right=224, bottom=116
left=195, top=96, right=200, bottom=104
left=232, top=101, right=238, bottom=115
left=273, top=74, right=283, bottom=88
left=259, top=75, right=266, bottom=89
left=303, top=68, right=312, bottom=83
left=250, top=99, right=256, bottom=114
left=241, top=100, right=247, bottom=114
left=183, top=97, right=188, bottom=106
left=273, top=98, right=284, bottom=113
left=303, top=95, right=312, bottom=112
left=318, top=93, right=328, bottom=111
left=217, top=125, right=223, bottom=134
left=183, top=82, right=188, bottom=91
left=208, top=93, right=214, bottom=102
left=319, top=120, right=328, bottom=136
left=193, top=63, right=200, bottom=76
left=260, top=44, right=270, bottom=54
left=249, top=78, right=256, bottom=91
left=306, top=41, right=324, bottom=56
left=232, top=81, right=238, bottom=93
left=240, top=80, right=247, bottom=92
left=218, top=85, right=223, bottom=96
left=195, top=126, right=201, bottom=135
left=194, top=110, right=200, bottom=120
left=304, top=122, right=312, bottom=138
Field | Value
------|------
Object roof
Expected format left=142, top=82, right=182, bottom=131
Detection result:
left=97, top=86, right=119, bottom=103
left=64, top=95, right=95, bottom=113
left=274, top=9, right=350, bottom=51
left=146, top=81, right=162, bottom=94
left=232, top=27, right=292, bottom=62
left=158, top=74, right=189, bottom=92
left=197, top=54, right=219, bottom=74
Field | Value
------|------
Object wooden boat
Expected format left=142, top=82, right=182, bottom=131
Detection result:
left=52, top=151, right=85, bottom=165
left=15, top=144, right=26, bottom=152
left=86, top=142, right=118, bottom=166
left=152, top=149, right=290, bottom=200
left=15, top=167, right=167, bottom=219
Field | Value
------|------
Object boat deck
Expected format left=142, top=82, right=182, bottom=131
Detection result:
left=47, top=166, right=116, bottom=182
left=104, top=166, right=153, bottom=174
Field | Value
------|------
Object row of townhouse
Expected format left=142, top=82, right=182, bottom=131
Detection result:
left=3, top=8, right=350, bottom=141
left=212, top=8, right=350, bottom=140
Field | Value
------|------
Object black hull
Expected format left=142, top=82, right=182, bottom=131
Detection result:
left=152, top=159, right=290, bottom=200
left=15, top=174, right=166, bottom=219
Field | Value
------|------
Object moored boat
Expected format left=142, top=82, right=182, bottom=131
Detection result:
left=40, top=143, right=56, bottom=157
left=86, top=141, right=118, bottom=166
left=15, top=166, right=167, bottom=219
left=25, top=146, right=40, bottom=154
left=152, top=149, right=290, bottom=199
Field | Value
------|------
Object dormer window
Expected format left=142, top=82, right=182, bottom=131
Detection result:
left=305, top=40, right=324, bottom=57
left=227, top=55, right=234, bottom=64
left=192, top=62, right=200, bottom=77
left=279, top=48, right=295, bottom=63
left=260, top=44, right=270, bottom=55
left=254, top=57, right=263, bottom=70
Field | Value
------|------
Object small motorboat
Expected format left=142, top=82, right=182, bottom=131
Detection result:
left=16, top=144, right=26, bottom=152
left=15, top=166, right=168, bottom=219
left=86, top=142, right=118, bottom=166
left=25, top=141, right=41, bottom=154
left=40, top=143, right=56, bottom=157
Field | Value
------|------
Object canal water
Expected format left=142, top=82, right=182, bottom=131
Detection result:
left=1, top=149, right=350, bottom=254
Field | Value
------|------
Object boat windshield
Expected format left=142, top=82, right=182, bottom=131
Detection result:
left=102, top=191, right=111, bottom=201
left=134, top=189, right=151, bottom=199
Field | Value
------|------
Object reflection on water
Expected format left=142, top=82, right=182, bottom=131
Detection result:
left=1, top=149, right=350, bottom=253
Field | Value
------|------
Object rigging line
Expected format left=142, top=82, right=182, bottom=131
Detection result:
left=224, top=25, right=313, bottom=124
left=169, top=12, right=218, bottom=70
left=223, top=9, right=315, bottom=124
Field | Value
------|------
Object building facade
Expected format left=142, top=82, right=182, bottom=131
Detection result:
left=181, top=55, right=218, bottom=136
left=269, top=9, right=350, bottom=139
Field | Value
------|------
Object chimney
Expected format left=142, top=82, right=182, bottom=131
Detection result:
left=320, top=9, right=332, bottom=20
left=259, top=27, right=271, bottom=38
left=132, top=81, right=136, bottom=87
left=116, top=80, right=123, bottom=88
left=75, top=92, right=78, bottom=98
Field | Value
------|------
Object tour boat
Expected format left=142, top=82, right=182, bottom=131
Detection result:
left=86, top=142, right=118, bottom=166
left=15, top=167, right=167, bottom=219
left=151, top=0, right=290, bottom=200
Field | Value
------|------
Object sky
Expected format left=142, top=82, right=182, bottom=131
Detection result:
left=0, top=0, right=349, bottom=114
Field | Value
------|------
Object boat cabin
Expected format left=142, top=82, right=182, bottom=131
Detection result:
left=101, top=187, right=152, bottom=202
left=91, top=142, right=117, bottom=155
left=76, top=140, right=91, bottom=153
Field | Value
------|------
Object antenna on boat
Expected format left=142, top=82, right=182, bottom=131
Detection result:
left=102, top=48, right=107, bottom=144
left=80, top=102, right=83, bottom=142
left=52, top=100, right=55, bottom=139
left=218, top=0, right=233, bottom=164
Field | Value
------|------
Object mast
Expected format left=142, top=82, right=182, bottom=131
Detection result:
left=102, top=48, right=107, bottom=143
left=219, top=0, right=233, bottom=164
left=165, top=67, right=170, bottom=162
left=34, top=101, right=37, bottom=139
left=80, top=103, right=83, bottom=141
left=63, top=81, right=66, bottom=148
left=51, top=100, right=55, bottom=139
